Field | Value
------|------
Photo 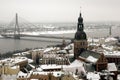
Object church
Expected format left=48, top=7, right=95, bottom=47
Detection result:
left=74, top=12, right=108, bottom=72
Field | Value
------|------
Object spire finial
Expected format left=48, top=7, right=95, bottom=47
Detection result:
left=80, top=7, right=82, bottom=17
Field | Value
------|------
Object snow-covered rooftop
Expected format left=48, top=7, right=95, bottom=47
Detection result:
left=44, top=47, right=54, bottom=53
left=63, top=59, right=86, bottom=75
left=87, top=72, right=100, bottom=80
left=0, top=57, right=28, bottom=66
left=64, top=43, right=73, bottom=50
left=117, top=74, right=120, bottom=80
left=102, top=44, right=114, bottom=51
left=32, top=49, right=44, bottom=52
left=28, top=59, right=33, bottom=63
left=30, top=79, right=39, bottom=80
left=32, top=71, right=64, bottom=77
left=43, top=47, right=60, bottom=53
left=103, top=50, right=120, bottom=57
left=38, top=59, right=85, bottom=75
left=29, top=64, right=35, bottom=69
left=13, top=51, right=30, bottom=56
left=88, top=38, right=100, bottom=43
left=89, top=43, right=100, bottom=46
left=10, top=65, right=19, bottom=69
left=57, top=50, right=67, bottom=54
left=40, top=64, right=62, bottom=70
left=17, top=71, right=28, bottom=78
left=108, top=63, right=117, bottom=71
left=43, top=53, right=57, bottom=58
left=36, top=67, right=43, bottom=71
left=86, top=56, right=98, bottom=63
left=70, top=59, right=83, bottom=67
left=105, top=37, right=117, bottom=43
left=17, top=71, right=33, bottom=78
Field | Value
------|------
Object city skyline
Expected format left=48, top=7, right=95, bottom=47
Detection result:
left=0, top=0, right=120, bottom=23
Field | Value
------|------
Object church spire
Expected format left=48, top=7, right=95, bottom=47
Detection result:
left=74, top=9, right=88, bottom=59
left=79, top=7, right=82, bottom=17
left=77, top=11, right=84, bottom=31
left=75, top=9, right=87, bottom=40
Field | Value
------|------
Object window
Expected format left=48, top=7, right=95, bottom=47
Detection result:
left=80, top=42, right=82, bottom=46
left=83, top=42, right=85, bottom=45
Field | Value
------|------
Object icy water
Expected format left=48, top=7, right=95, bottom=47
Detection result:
left=0, top=22, right=120, bottom=53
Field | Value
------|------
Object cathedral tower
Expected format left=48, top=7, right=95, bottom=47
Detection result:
left=74, top=12, right=88, bottom=59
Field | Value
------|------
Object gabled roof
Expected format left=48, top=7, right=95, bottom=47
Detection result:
left=80, top=50, right=101, bottom=59
left=79, top=50, right=101, bottom=63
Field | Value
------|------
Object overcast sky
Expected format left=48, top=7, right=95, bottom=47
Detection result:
left=0, top=0, right=120, bottom=23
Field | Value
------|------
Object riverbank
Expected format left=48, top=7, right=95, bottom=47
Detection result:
left=0, top=25, right=120, bottom=54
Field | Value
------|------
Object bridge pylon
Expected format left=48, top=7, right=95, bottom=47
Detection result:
left=14, top=13, right=20, bottom=39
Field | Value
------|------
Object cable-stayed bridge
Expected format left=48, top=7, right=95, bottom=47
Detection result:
left=0, top=13, right=73, bottom=40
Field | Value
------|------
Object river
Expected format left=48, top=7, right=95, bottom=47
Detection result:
left=0, top=23, right=120, bottom=54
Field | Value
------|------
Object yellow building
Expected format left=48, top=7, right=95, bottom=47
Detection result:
left=0, top=63, right=20, bottom=75
left=2, top=64, right=20, bottom=75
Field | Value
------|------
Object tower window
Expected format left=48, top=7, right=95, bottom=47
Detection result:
left=80, top=42, right=82, bottom=46
left=83, top=42, right=85, bottom=45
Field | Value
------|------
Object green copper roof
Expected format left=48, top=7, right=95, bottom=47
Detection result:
left=80, top=50, right=101, bottom=59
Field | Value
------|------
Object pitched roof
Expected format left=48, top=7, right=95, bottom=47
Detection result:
left=79, top=50, right=101, bottom=63
left=79, top=50, right=101, bottom=59
left=108, top=63, right=117, bottom=71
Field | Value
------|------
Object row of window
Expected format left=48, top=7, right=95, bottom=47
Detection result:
left=40, top=60, right=68, bottom=65
left=75, top=42, right=87, bottom=47
left=107, top=58, right=120, bottom=64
